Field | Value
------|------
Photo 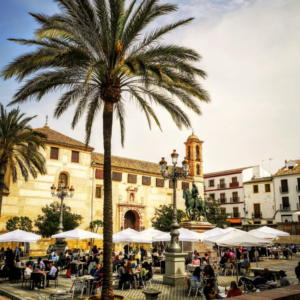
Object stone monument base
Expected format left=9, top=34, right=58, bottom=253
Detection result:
left=180, top=221, right=218, bottom=259
left=163, top=252, right=187, bottom=286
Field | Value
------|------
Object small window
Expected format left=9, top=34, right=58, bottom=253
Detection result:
left=253, top=185, right=259, bottom=193
left=71, top=151, right=79, bottom=163
left=209, top=180, right=214, bottom=187
left=50, top=147, right=59, bottom=160
left=182, top=182, right=190, bottom=190
left=221, top=208, right=226, bottom=214
left=59, top=173, right=68, bottom=187
left=156, top=178, right=164, bottom=187
left=288, top=166, right=293, bottom=170
left=169, top=180, right=177, bottom=188
left=265, top=184, right=271, bottom=193
left=196, top=164, right=200, bottom=175
left=254, top=221, right=261, bottom=225
left=95, top=169, right=103, bottom=179
left=128, top=174, right=137, bottom=184
left=142, top=176, right=151, bottom=186
left=112, top=172, right=122, bottom=181
left=267, top=221, right=273, bottom=224
left=209, top=193, right=215, bottom=200
left=95, top=186, right=102, bottom=198
left=232, top=177, right=237, bottom=183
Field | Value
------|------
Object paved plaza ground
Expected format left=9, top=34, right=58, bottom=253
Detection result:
left=0, top=257, right=299, bottom=300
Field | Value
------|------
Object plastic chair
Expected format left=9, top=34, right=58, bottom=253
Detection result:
left=47, top=269, right=59, bottom=288
left=71, top=277, right=86, bottom=299
left=92, top=278, right=103, bottom=295
left=141, top=274, right=153, bottom=289
left=188, top=278, right=200, bottom=297
left=224, top=263, right=234, bottom=276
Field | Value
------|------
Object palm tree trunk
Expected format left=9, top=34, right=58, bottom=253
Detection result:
left=0, top=162, right=7, bottom=217
left=101, top=101, right=114, bottom=300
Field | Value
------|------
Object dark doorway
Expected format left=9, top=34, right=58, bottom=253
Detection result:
left=124, top=211, right=136, bottom=229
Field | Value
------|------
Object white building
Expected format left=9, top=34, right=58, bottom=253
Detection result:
left=243, top=177, right=275, bottom=229
left=204, top=166, right=270, bottom=228
left=273, top=159, right=300, bottom=223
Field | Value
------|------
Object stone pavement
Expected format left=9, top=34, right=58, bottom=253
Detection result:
left=0, top=258, right=299, bottom=300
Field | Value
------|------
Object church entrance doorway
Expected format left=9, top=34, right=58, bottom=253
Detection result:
left=124, top=210, right=140, bottom=231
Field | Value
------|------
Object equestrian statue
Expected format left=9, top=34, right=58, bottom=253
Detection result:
left=183, top=183, right=207, bottom=221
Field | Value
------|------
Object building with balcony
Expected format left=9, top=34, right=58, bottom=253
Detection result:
left=273, top=159, right=300, bottom=223
left=204, top=165, right=270, bottom=228
left=243, top=177, right=275, bottom=230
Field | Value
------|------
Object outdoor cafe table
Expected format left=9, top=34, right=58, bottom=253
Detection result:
left=79, top=275, right=94, bottom=296
left=49, top=289, right=72, bottom=300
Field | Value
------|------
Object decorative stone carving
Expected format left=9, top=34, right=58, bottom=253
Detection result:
left=126, top=186, right=138, bottom=203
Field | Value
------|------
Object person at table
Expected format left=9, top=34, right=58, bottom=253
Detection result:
left=279, top=270, right=290, bottom=287
left=295, top=262, right=300, bottom=281
left=14, top=246, right=20, bottom=257
left=47, top=245, right=53, bottom=257
left=37, top=257, right=45, bottom=270
left=201, top=257, right=207, bottom=267
left=262, top=268, right=275, bottom=282
left=238, top=255, right=248, bottom=274
left=26, top=257, right=35, bottom=268
left=118, top=262, right=126, bottom=276
left=15, top=256, right=21, bottom=267
left=51, top=250, right=59, bottom=262
left=203, top=265, right=214, bottom=278
left=91, top=245, right=98, bottom=255
left=238, top=271, right=266, bottom=287
left=124, top=243, right=131, bottom=255
left=119, top=261, right=135, bottom=289
left=203, top=279, right=220, bottom=300
left=90, top=265, right=98, bottom=276
left=46, top=263, right=57, bottom=286
left=192, top=255, right=200, bottom=266
left=119, top=251, right=124, bottom=261
left=290, top=244, right=296, bottom=253
left=135, top=249, right=141, bottom=266
left=113, top=255, right=121, bottom=267
left=5, top=248, right=14, bottom=268
left=192, top=250, right=198, bottom=260
left=24, top=264, right=33, bottom=279
left=191, top=267, right=202, bottom=293
left=226, top=281, right=242, bottom=298
left=33, top=266, right=46, bottom=289
left=204, top=253, right=210, bottom=262
left=140, top=246, right=145, bottom=262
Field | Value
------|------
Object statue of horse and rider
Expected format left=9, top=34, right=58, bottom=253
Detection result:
left=183, top=183, right=207, bottom=221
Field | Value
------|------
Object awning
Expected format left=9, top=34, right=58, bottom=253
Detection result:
left=226, top=218, right=242, bottom=224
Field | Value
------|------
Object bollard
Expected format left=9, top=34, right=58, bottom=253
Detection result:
left=142, top=289, right=162, bottom=300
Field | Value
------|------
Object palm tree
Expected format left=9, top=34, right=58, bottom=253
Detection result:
left=1, top=0, right=210, bottom=298
left=0, top=104, right=47, bottom=217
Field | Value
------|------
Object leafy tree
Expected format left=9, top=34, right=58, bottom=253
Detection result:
left=90, top=220, right=103, bottom=233
left=1, top=1, right=210, bottom=297
left=151, top=204, right=186, bottom=232
left=35, top=202, right=83, bottom=237
left=6, top=216, right=33, bottom=232
left=0, top=104, right=47, bottom=216
left=206, top=198, right=230, bottom=228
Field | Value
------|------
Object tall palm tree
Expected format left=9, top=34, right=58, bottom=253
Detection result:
left=0, top=104, right=47, bottom=217
left=1, top=0, right=210, bottom=298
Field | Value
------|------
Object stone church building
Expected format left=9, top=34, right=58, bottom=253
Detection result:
left=1, top=124, right=204, bottom=241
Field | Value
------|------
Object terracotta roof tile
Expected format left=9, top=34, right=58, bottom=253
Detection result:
left=274, top=160, right=300, bottom=176
left=35, top=126, right=94, bottom=151
left=204, top=166, right=253, bottom=177
left=243, top=177, right=273, bottom=184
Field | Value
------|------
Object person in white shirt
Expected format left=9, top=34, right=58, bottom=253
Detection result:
left=24, top=265, right=33, bottom=278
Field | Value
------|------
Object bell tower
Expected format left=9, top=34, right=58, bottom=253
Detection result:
left=184, top=133, right=204, bottom=200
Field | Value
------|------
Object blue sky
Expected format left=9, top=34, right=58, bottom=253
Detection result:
left=0, top=0, right=299, bottom=174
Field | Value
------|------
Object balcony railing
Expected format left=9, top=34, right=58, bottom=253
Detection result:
left=230, top=197, right=240, bottom=203
left=280, top=186, right=289, bottom=194
left=219, top=198, right=227, bottom=204
left=218, top=184, right=227, bottom=189
left=230, top=213, right=240, bottom=218
left=230, top=182, right=239, bottom=188
left=280, top=204, right=290, bottom=211
left=252, top=212, right=262, bottom=219
left=297, top=185, right=300, bottom=192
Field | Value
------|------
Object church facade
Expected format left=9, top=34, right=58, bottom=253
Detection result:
left=1, top=125, right=204, bottom=237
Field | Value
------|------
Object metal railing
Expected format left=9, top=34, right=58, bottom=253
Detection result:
left=219, top=198, right=227, bottom=204
left=280, top=204, right=290, bottom=211
left=280, top=186, right=289, bottom=194
left=252, top=212, right=262, bottom=218
left=218, top=184, right=226, bottom=189
left=230, top=197, right=240, bottom=203
left=230, top=182, right=239, bottom=188
left=230, top=213, right=240, bottom=218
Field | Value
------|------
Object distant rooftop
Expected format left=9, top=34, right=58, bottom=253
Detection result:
left=274, top=160, right=300, bottom=176
left=244, top=176, right=273, bottom=184
left=204, top=166, right=253, bottom=177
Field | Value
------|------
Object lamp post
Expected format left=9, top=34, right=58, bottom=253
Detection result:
left=51, top=181, right=75, bottom=233
left=159, top=150, right=190, bottom=253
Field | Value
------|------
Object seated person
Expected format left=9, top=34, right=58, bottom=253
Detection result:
left=203, top=265, right=214, bottom=278
left=24, top=264, right=33, bottom=279
left=90, top=265, right=98, bottom=277
left=224, top=258, right=234, bottom=273
left=239, top=255, right=249, bottom=273
left=46, top=263, right=57, bottom=286
left=238, top=271, right=266, bottom=287
left=279, top=270, right=290, bottom=287
left=191, top=267, right=201, bottom=291
left=113, top=255, right=121, bottom=266
left=119, top=261, right=135, bottom=289
left=38, top=257, right=45, bottom=270
left=192, top=256, right=200, bottom=266
left=204, top=279, right=219, bottom=300
left=51, top=251, right=59, bottom=261
left=295, top=262, right=300, bottom=281
left=26, top=257, right=35, bottom=268
left=204, top=253, right=210, bottom=262
left=226, top=281, right=242, bottom=298
left=119, top=251, right=124, bottom=260
left=118, top=262, right=126, bottom=276
left=192, top=250, right=198, bottom=260
left=93, top=264, right=102, bottom=280
left=32, top=266, right=45, bottom=289
left=262, top=268, right=275, bottom=282
left=201, top=258, right=207, bottom=267
left=283, top=248, right=289, bottom=259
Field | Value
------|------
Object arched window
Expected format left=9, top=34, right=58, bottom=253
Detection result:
left=59, top=173, right=68, bottom=188
left=188, top=146, right=191, bottom=159
left=196, top=164, right=200, bottom=175
left=196, top=146, right=200, bottom=159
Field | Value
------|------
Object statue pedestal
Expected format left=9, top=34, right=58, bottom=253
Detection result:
left=163, top=252, right=187, bottom=286
left=180, top=221, right=218, bottom=259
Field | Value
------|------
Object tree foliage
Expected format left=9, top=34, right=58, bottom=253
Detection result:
left=6, top=216, right=33, bottom=232
left=35, top=202, right=83, bottom=237
left=206, top=199, right=230, bottom=228
left=151, top=204, right=186, bottom=232
left=89, top=220, right=103, bottom=233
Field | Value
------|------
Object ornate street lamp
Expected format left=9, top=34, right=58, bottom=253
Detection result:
left=50, top=181, right=75, bottom=233
left=159, top=150, right=190, bottom=253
